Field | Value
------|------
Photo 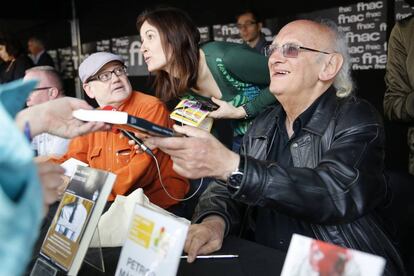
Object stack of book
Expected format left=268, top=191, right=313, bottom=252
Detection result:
left=169, top=99, right=215, bottom=132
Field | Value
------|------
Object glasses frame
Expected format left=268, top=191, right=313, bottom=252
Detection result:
left=87, top=65, right=128, bottom=83
left=32, top=86, right=53, bottom=91
left=265, top=43, right=332, bottom=58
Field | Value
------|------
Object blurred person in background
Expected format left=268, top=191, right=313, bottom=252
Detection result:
left=0, top=35, right=33, bottom=84
left=236, top=9, right=270, bottom=54
left=24, top=66, right=69, bottom=157
left=27, top=36, right=55, bottom=67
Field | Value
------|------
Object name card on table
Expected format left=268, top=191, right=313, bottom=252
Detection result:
left=281, top=234, right=386, bottom=276
left=115, top=204, right=189, bottom=276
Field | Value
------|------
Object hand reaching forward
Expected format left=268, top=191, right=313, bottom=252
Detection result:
left=16, top=97, right=111, bottom=138
left=146, top=124, right=240, bottom=180
left=37, top=162, right=66, bottom=216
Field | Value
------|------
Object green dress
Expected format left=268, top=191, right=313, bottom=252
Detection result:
left=185, top=41, right=277, bottom=137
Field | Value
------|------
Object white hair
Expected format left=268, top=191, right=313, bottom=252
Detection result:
left=319, top=19, right=354, bottom=97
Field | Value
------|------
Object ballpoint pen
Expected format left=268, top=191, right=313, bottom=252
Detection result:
left=180, top=254, right=239, bottom=259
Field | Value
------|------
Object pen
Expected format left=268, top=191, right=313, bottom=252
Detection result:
left=180, top=254, right=239, bottom=259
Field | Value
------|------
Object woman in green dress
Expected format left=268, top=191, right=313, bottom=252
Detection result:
left=137, top=7, right=277, bottom=150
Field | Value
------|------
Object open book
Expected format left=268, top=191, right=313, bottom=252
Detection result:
left=73, top=109, right=179, bottom=137
left=38, top=166, right=116, bottom=275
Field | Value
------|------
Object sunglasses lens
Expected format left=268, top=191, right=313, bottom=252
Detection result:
left=284, top=45, right=299, bottom=58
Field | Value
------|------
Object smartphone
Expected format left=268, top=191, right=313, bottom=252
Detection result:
left=196, top=98, right=220, bottom=112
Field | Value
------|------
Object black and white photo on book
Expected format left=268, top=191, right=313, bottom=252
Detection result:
left=39, top=166, right=116, bottom=275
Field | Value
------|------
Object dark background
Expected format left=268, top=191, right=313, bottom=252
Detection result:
left=0, top=0, right=409, bottom=171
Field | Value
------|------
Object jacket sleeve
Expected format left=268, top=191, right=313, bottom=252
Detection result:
left=223, top=46, right=277, bottom=118
left=231, top=105, right=388, bottom=225
left=384, top=22, right=414, bottom=121
left=192, top=180, right=246, bottom=236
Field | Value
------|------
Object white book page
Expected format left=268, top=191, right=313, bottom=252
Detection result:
left=60, top=157, right=89, bottom=177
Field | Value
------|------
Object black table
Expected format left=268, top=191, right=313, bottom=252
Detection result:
left=78, top=235, right=286, bottom=276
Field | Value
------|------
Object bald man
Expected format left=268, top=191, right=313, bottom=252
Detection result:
left=24, top=66, right=69, bottom=156
left=147, top=20, right=405, bottom=275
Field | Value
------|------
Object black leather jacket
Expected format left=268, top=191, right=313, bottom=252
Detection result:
left=193, top=90, right=405, bottom=275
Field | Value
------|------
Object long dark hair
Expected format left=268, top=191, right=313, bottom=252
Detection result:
left=0, top=35, right=24, bottom=58
left=137, top=7, right=200, bottom=102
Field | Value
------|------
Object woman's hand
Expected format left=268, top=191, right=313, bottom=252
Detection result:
left=207, top=97, right=246, bottom=119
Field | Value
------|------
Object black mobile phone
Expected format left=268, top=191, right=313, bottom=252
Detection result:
left=197, top=99, right=220, bottom=112
left=126, top=116, right=176, bottom=137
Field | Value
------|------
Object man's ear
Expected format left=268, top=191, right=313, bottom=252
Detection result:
left=319, top=53, right=343, bottom=81
left=48, top=87, right=59, bottom=99
left=258, top=22, right=263, bottom=31
left=83, top=83, right=95, bottom=99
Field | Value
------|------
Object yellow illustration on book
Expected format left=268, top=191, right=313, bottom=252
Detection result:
left=170, top=99, right=214, bottom=132
left=129, top=214, right=154, bottom=249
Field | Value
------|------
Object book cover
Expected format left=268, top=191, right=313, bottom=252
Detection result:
left=39, top=166, right=116, bottom=275
left=281, top=234, right=386, bottom=276
left=115, top=204, right=189, bottom=276
left=170, top=99, right=214, bottom=132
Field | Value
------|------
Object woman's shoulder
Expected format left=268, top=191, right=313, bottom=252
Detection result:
left=201, top=41, right=251, bottom=54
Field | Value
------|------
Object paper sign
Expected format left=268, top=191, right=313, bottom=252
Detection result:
left=115, top=204, right=189, bottom=276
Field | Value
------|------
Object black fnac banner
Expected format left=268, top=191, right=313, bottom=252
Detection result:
left=50, top=0, right=396, bottom=80
left=395, top=0, right=414, bottom=20
left=57, top=47, right=76, bottom=79
left=212, top=23, right=273, bottom=44
left=298, top=0, right=387, bottom=70
left=198, top=26, right=211, bottom=43
left=111, top=35, right=148, bottom=76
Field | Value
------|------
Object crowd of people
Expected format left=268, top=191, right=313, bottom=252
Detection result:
left=1, top=4, right=413, bottom=276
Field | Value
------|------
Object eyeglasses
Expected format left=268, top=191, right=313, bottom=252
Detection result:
left=236, top=21, right=257, bottom=29
left=32, top=86, right=53, bottom=91
left=264, top=43, right=332, bottom=58
left=87, top=66, right=127, bottom=82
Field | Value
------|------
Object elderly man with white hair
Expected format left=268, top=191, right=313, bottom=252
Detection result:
left=147, top=19, right=405, bottom=275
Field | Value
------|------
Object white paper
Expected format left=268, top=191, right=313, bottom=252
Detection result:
left=115, top=204, right=189, bottom=276
left=90, top=188, right=189, bottom=248
left=60, top=157, right=89, bottom=177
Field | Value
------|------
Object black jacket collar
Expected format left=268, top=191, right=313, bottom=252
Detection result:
left=250, top=86, right=339, bottom=139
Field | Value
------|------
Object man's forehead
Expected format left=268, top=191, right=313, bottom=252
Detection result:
left=275, top=21, right=329, bottom=46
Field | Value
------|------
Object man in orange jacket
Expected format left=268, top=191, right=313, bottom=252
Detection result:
left=53, top=52, right=189, bottom=209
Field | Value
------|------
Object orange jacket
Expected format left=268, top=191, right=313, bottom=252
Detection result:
left=54, top=91, right=189, bottom=208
